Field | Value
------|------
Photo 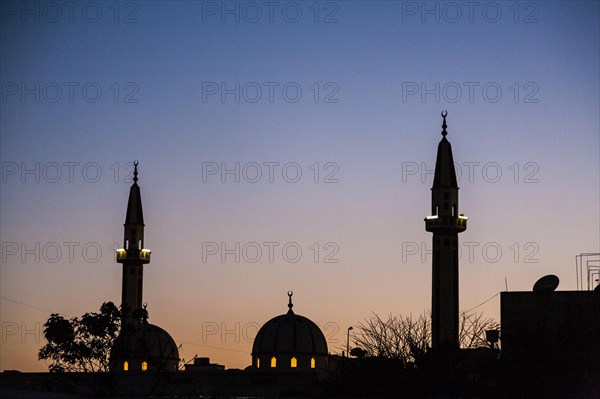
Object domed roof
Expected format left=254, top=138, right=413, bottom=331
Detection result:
left=111, top=322, right=179, bottom=370
left=252, top=292, right=327, bottom=356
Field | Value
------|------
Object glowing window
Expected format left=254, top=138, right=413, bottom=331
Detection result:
left=123, top=361, right=129, bottom=371
left=125, top=240, right=129, bottom=250
left=141, top=361, right=148, bottom=371
left=310, top=358, right=316, bottom=369
left=271, top=357, right=276, bottom=368
left=256, top=358, right=260, bottom=368
left=291, top=357, right=297, bottom=368
left=138, top=240, right=142, bottom=249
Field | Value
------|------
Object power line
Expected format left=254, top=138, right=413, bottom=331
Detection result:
left=0, top=296, right=62, bottom=315
left=1, top=296, right=250, bottom=355
left=464, top=292, right=500, bottom=313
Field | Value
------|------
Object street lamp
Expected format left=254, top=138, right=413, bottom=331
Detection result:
left=346, top=326, right=353, bottom=358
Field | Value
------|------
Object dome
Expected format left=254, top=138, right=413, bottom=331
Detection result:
left=252, top=312, right=328, bottom=356
left=251, top=292, right=328, bottom=371
left=110, top=322, right=179, bottom=372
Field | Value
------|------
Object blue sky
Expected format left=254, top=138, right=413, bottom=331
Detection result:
left=1, top=1, right=598, bottom=370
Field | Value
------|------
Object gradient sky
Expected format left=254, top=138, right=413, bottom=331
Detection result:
left=1, top=1, right=598, bottom=371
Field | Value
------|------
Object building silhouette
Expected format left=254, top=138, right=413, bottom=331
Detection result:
left=109, top=162, right=179, bottom=372
left=4, top=113, right=598, bottom=398
left=500, top=277, right=600, bottom=396
left=425, top=111, right=468, bottom=350
left=115, top=161, right=148, bottom=327
left=251, top=291, right=328, bottom=371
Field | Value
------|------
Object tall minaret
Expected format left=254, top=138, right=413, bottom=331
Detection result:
left=425, top=111, right=468, bottom=350
left=116, top=161, right=151, bottom=327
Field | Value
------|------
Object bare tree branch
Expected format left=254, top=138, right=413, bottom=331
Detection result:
left=351, top=310, right=499, bottom=365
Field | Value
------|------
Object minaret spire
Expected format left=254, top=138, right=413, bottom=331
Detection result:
left=116, top=161, right=151, bottom=327
left=125, top=162, right=144, bottom=225
left=425, top=112, right=467, bottom=351
left=432, top=111, right=458, bottom=190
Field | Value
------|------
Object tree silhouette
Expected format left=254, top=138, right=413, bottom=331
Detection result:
left=350, top=311, right=499, bottom=365
left=38, top=302, right=121, bottom=372
left=458, top=311, right=500, bottom=349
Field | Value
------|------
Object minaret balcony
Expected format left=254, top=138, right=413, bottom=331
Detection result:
left=116, top=248, right=151, bottom=263
left=425, top=215, right=467, bottom=233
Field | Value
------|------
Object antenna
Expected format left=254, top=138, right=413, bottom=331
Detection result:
left=575, top=253, right=600, bottom=290
left=533, top=275, right=559, bottom=292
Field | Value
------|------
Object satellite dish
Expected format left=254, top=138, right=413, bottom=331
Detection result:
left=533, top=275, right=559, bottom=292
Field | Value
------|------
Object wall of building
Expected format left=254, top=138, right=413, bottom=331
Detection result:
left=501, top=291, right=600, bottom=395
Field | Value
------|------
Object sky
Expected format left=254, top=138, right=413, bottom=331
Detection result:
left=1, top=0, right=598, bottom=372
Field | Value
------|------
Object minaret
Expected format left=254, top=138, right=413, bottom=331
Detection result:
left=425, top=111, right=468, bottom=350
left=116, top=161, right=151, bottom=327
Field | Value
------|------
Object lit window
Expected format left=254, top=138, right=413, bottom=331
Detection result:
left=141, top=361, right=148, bottom=371
left=310, top=358, right=316, bottom=369
left=123, top=361, right=129, bottom=371
left=291, top=357, right=297, bottom=368
left=256, top=358, right=260, bottom=368
left=138, top=240, right=142, bottom=249
left=126, top=240, right=129, bottom=250
left=271, top=357, right=276, bottom=368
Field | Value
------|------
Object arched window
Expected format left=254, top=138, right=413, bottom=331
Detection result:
left=291, top=357, right=297, bottom=368
left=125, top=240, right=129, bottom=250
left=123, top=361, right=129, bottom=371
left=271, top=357, right=276, bottom=368
left=452, top=204, right=456, bottom=216
left=138, top=240, right=142, bottom=249
left=310, top=358, right=316, bottom=369
left=141, top=361, right=148, bottom=371
left=256, top=358, right=260, bottom=368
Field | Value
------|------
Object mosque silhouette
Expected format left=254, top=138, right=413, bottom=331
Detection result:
left=107, top=111, right=472, bottom=374
left=1, top=113, right=597, bottom=398
left=108, top=161, right=331, bottom=374
left=103, top=113, right=599, bottom=398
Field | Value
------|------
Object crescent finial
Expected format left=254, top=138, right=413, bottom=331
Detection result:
left=133, top=161, right=139, bottom=183
left=441, top=111, right=448, bottom=137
